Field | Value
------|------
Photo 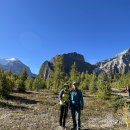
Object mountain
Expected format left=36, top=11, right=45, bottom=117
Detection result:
left=39, top=52, right=95, bottom=79
left=0, top=58, right=36, bottom=77
left=95, top=48, right=130, bottom=75
left=39, top=60, right=53, bottom=79
left=39, top=49, right=130, bottom=78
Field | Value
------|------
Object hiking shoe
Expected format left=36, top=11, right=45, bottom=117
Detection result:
left=59, top=126, right=63, bottom=129
left=63, top=127, right=67, bottom=130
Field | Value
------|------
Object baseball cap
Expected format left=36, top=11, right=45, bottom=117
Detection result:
left=73, top=81, right=79, bottom=85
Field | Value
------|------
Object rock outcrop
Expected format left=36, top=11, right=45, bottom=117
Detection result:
left=39, top=49, right=130, bottom=78
left=95, top=49, right=130, bottom=75
left=39, top=52, right=94, bottom=79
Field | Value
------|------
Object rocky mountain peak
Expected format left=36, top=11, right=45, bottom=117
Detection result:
left=39, top=52, right=94, bottom=79
left=116, top=48, right=130, bottom=57
left=95, top=48, right=130, bottom=75
left=0, top=58, right=36, bottom=77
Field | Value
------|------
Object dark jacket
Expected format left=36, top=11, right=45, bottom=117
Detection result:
left=69, top=89, right=84, bottom=109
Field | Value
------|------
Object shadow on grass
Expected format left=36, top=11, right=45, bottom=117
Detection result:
left=5, top=95, right=40, bottom=104
left=0, top=101, right=29, bottom=110
left=12, top=90, right=33, bottom=94
left=70, top=128, right=90, bottom=130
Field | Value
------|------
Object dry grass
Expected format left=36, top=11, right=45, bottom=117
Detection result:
left=0, top=90, right=127, bottom=130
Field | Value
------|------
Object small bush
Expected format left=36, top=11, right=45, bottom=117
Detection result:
left=0, top=74, right=11, bottom=97
left=110, top=95, right=126, bottom=110
left=16, top=79, right=26, bottom=92
left=25, top=77, right=34, bottom=90
left=32, top=78, right=46, bottom=90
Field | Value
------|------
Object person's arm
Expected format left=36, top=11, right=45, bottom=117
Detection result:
left=68, top=91, right=71, bottom=109
left=59, top=89, right=64, bottom=102
left=80, top=91, right=84, bottom=110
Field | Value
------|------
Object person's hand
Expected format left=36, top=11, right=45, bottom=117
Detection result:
left=64, top=101, right=67, bottom=104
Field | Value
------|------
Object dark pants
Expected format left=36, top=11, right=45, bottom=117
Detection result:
left=71, top=104, right=81, bottom=130
left=59, top=105, right=68, bottom=127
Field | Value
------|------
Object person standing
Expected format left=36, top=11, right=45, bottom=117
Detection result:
left=59, top=83, right=69, bottom=129
left=69, top=82, right=84, bottom=130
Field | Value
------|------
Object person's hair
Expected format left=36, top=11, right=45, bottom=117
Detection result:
left=64, top=83, right=69, bottom=88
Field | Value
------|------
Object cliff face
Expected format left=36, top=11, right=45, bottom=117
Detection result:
left=95, top=49, right=130, bottom=75
left=39, top=52, right=94, bottom=79
left=61, top=52, right=94, bottom=74
left=39, top=61, right=53, bottom=79
left=39, top=49, right=130, bottom=79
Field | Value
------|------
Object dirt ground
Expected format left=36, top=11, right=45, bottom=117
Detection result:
left=0, top=90, right=127, bottom=130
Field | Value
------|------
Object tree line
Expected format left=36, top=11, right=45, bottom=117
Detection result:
left=0, top=56, right=130, bottom=99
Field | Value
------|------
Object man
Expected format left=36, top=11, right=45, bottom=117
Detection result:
left=69, top=81, right=84, bottom=130
left=59, top=83, right=69, bottom=129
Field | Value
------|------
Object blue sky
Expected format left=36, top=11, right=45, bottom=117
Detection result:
left=0, top=0, right=130, bottom=74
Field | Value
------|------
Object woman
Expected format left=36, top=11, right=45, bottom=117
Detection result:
left=59, top=83, right=69, bottom=129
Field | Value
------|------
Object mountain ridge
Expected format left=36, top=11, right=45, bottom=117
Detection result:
left=95, top=48, right=130, bottom=74
left=0, top=58, right=36, bottom=77
left=39, top=49, right=130, bottom=78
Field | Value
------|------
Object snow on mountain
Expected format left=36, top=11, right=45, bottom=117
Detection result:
left=0, top=58, right=36, bottom=77
left=0, top=58, right=19, bottom=65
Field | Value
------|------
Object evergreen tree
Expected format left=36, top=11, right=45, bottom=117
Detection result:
left=46, top=71, right=53, bottom=89
left=97, top=73, right=111, bottom=99
left=25, top=77, right=34, bottom=90
left=80, top=73, right=91, bottom=90
left=16, top=79, right=26, bottom=92
left=89, top=74, right=97, bottom=93
left=16, top=68, right=28, bottom=92
left=21, top=68, right=28, bottom=81
left=70, top=62, right=80, bottom=82
left=81, top=72, right=85, bottom=83
left=0, top=74, right=11, bottom=96
left=32, top=77, right=46, bottom=90
left=51, top=56, right=65, bottom=93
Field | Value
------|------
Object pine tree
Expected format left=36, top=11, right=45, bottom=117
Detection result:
left=80, top=73, right=91, bottom=90
left=16, top=79, right=25, bottom=92
left=25, top=77, right=34, bottom=90
left=89, top=74, right=97, bottom=93
left=97, top=73, right=111, bottom=99
left=81, top=72, right=85, bottom=83
left=51, top=56, right=65, bottom=93
left=32, top=77, right=46, bottom=90
left=16, top=68, right=28, bottom=92
left=70, top=62, right=80, bottom=82
left=0, top=74, right=10, bottom=97
left=21, top=68, right=28, bottom=81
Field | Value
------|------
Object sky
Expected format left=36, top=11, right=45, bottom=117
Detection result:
left=0, top=0, right=130, bottom=74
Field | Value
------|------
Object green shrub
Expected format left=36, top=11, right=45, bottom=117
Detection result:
left=32, top=78, right=46, bottom=90
left=97, top=73, right=111, bottom=99
left=16, top=79, right=26, bottom=92
left=110, top=95, right=126, bottom=109
left=25, top=77, right=34, bottom=90
left=0, top=74, right=11, bottom=97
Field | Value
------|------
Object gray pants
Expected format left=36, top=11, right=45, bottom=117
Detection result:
left=71, top=105, right=81, bottom=130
